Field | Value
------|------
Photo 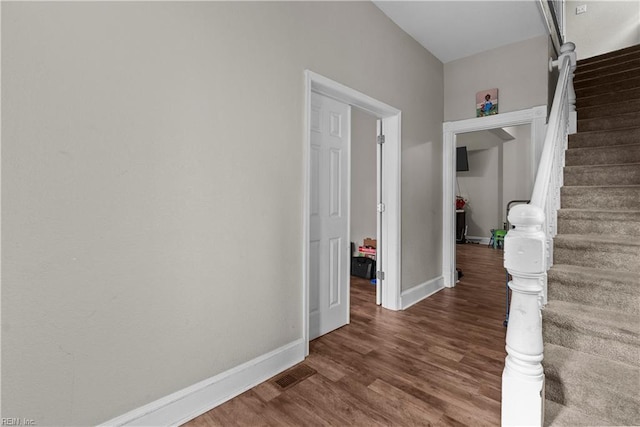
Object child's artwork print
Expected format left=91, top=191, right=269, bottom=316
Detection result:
left=476, top=89, right=498, bottom=117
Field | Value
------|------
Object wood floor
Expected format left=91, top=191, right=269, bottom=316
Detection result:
left=185, top=243, right=507, bottom=426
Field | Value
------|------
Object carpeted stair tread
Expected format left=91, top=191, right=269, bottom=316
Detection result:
left=555, top=233, right=640, bottom=247
left=575, top=75, right=640, bottom=98
left=557, top=208, right=640, bottom=220
left=548, top=264, right=640, bottom=315
left=544, top=399, right=611, bottom=426
left=554, top=234, right=640, bottom=273
left=565, top=142, right=640, bottom=166
left=576, top=48, right=640, bottom=70
left=568, top=126, right=640, bottom=149
left=564, top=162, right=640, bottom=186
left=576, top=44, right=640, bottom=68
left=578, top=97, right=640, bottom=120
left=578, top=86, right=640, bottom=107
left=543, top=300, right=640, bottom=366
left=573, top=56, right=640, bottom=87
left=557, top=208, right=640, bottom=236
left=573, top=64, right=640, bottom=89
left=544, top=343, right=640, bottom=426
left=577, top=110, right=640, bottom=132
left=576, top=44, right=640, bottom=67
left=561, top=185, right=640, bottom=210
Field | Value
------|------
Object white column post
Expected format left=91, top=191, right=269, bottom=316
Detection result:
left=502, top=204, right=546, bottom=427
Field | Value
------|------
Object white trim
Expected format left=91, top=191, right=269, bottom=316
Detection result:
left=346, top=104, right=353, bottom=327
left=442, top=106, right=547, bottom=288
left=307, top=71, right=400, bottom=117
left=400, top=276, right=445, bottom=310
left=376, top=119, right=383, bottom=306
left=0, top=2, right=3, bottom=416
left=380, top=114, right=402, bottom=311
left=303, top=70, right=403, bottom=355
left=100, top=339, right=305, bottom=427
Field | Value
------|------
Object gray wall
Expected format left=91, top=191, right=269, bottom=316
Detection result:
left=566, top=0, right=640, bottom=60
left=457, top=146, right=501, bottom=238
left=350, top=109, right=377, bottom=251
left=444, top=35, right=549, bottom=121
left=1, top=2, right=444, bottom=424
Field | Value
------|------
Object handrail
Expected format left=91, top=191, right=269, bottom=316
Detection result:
left=505, top=200, right=531, bottom=230
left=530, top=54, right=571, bottom=206
left=549, top=0, right=565, bottom=42
left=501, top=42, right=576, bottom=427
left=538, top=0, right=565, bottom=56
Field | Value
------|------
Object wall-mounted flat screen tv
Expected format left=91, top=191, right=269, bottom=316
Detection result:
left=456, top=146, right=469, bottom=172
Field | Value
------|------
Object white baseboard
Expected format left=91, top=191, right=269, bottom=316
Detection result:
left=100, top=339, right=305, bottom=427
left=465, top=235, right=491, bottom=245
left=400, top=276, right=445, bottom=309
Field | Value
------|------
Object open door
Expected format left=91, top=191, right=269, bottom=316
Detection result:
left=304, top=70, right=403, bottom=354
left=308, top=91, right=351, bottom=340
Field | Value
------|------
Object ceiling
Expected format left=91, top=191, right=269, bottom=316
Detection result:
left=373, top=1, right=549, bottom=63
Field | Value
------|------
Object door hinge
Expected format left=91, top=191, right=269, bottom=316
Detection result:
left=377, top=135, right=385, bottom=144
left=377, top=203, right=386, bottom=213
left=377, top=271, right=385, bottom=280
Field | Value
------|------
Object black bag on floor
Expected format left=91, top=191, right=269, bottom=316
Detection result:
left=351, top=256, right=376, bottom=280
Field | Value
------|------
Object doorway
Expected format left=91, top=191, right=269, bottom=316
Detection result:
left=456, top=124, right=533, bottom=245
left=303, top=71, right=402, bottom=356
left=350, top=108, right=379, bottom=307
left=442, top=106, right=548, bottom=287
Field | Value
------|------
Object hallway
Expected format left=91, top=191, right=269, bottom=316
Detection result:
left=186, top=244, right=506, bottom=426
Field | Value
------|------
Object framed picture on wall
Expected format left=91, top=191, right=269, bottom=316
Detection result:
left=476, top=88, right=498, bottom=117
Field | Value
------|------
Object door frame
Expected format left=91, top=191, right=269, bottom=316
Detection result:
left=303, top=70, right=402, bottom=355
left=441, top=106, right=548, bottom=287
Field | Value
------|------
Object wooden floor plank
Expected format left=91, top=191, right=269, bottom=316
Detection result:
left=184, top=243, right=506, bottom=426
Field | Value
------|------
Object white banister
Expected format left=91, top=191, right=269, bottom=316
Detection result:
left=534, top=42, right=576, bottom=207
left=501, top=42, right=576, bottom=427
left=538, top=0, right=566, bottom=57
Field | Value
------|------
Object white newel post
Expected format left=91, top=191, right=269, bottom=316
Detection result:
left=502, top=204, right=546, bottom=426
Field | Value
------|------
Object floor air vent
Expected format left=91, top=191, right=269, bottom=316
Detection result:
left=272, top=364, right=316, bottom=390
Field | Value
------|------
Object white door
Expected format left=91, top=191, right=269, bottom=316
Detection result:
left=309, top=92, right=350, bottom=341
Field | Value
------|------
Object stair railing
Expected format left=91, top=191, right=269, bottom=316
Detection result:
left=539, top=0, right=566, bottom=56
left=501, top=42, right=576, bottom=427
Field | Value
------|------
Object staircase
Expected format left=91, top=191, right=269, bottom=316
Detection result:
left=543, top=45, right=640, bottom=426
